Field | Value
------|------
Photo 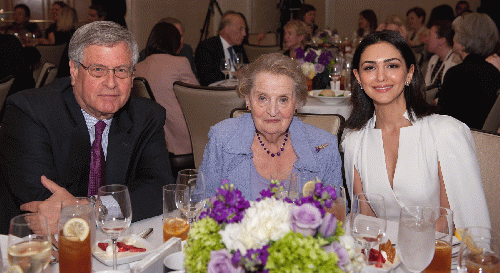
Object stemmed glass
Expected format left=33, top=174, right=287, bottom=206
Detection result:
left=233, top=53, right=244, bottom=71
left=220, top=58, right=231, bottom=80
left=175, top=169, right=207, bottom=223
left=397, top=206, right=436, bottom=272
left=330, top=64, right=342, bottom=91
left=350, top=193, right=386, bottom=264
left=8, top=213, right=52, bottom=273
left=95, top=184, right=132, bottom=270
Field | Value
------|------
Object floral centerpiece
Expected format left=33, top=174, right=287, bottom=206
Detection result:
left=295, top=47, right=335, bottom=82
left=311, top=29, right=339, bottom=48
left=183, top=179, right=365, bottom=273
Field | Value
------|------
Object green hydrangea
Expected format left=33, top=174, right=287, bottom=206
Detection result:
left=265, top=232, right=343, bottom=273
left=184, top=217, right=225, bottom=273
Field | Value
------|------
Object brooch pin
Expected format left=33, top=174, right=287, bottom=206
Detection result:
left=315, top=143, right=329, bottom=153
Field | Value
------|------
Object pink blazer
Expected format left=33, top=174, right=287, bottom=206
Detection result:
left=135, top=54, right=199, bottom=155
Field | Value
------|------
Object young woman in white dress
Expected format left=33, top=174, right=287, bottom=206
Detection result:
left=342, top=30, right=490, bottom=229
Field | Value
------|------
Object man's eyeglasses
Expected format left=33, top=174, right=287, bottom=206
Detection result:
left=78, top=62, right=134, bottom=79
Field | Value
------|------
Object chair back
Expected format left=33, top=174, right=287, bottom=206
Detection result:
left=173, top=81, right=245, bottom=168
left=33, top=43, right=67, bottom=80
left=471, top=129, right=500, bottom=235
left=0, top=75, right=15, bottom=114
left=131, top=77, right=156, bottom=101
left=482, top=94, right=500, bottom=133
left=247, top=32, right=278, bottom=46
left=231, top=108, right=345, bottom=140
left=35, top=62, right=57, bottom=88
left=243, top=44, right=281, bottom=63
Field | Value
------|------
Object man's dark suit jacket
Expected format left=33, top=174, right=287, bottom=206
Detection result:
left=0, top=77, right=174, bottom=234
left=195, top=36, right=249, bottom=86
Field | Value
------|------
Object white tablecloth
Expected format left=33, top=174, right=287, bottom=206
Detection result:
left=298, top=97, right=352, bottom=119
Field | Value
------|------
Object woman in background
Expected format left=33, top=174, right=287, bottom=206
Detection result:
left=298, top=4, right=317, bottom=35
left=356, top=9, right=378, bottom=39
left=406, top=7, right=428, bottom=47
left=134, top=22, right=199, bottom=175
left=283, top=19, right=310, bottom=58
left=41, top=6, right=77, bottom=45
left=377, top=15, right=408, bottom=41
left=342, top=30, right=490, bottom=228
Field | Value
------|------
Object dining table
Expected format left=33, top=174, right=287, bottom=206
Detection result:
left=298, top=96, right=352, bottom=120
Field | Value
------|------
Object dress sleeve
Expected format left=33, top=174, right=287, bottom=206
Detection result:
left=432, top=116, right=491, bottom=229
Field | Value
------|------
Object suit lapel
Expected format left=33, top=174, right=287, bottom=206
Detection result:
left=105, top=105, right=134, bottom=184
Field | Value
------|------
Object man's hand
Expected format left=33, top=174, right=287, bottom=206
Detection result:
left=20, top=176, right=75, bottom=234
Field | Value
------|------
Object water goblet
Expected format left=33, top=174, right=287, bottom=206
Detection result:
left=7, top=213, right=52, bottom=273
left=175, top=169, right=207, bottom=223
left=220, top=58, right=231, bottom=80
left=350, top=193, right=386, bottom=264
left=95, top=184, right=132, bottom=270
left=233, top=53, right=244, bottom=71
left=330, top=64, right=342, bottom=91
left=398, top=206, right=436, bottom=272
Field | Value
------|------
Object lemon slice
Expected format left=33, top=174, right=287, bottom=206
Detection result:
left=5, top=265, right=23, bottom=273
left=63, top=217, right=90, bottom=241
left=455, top=228, right=483, bottom=254
left=302, top=180, right=316, bottom=197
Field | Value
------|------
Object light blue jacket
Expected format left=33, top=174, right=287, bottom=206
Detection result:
left=199, top=113, right=343, bottom=200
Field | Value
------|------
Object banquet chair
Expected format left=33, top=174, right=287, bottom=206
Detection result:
left=131, top=77, right=156, bottom=101
left=247, top=32, right=278, bottom=46
left=471, top=129, right=500, bottom=235
left=35, top=62, right=58, bottom=88
left=33, top=43, right=67, bottom=80
left=481, top=94, right=500, bottom=133
left=0, top=75, right=15, bottom=114
left=243, top=44, right=282, bottom=63
left=173, top=81, right=245, bottom=169
left=230, top=108, right=345, bottom=142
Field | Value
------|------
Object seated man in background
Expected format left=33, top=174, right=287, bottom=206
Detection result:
left=195, top=11, right=248, bottom=86
left=88, top=4, right=107, bottom=23
left=0, top=4, right=42, bottom=39
left=423, top=20, right=460, bottom=89
left=0, top=21, right=174, bottom=234
left=138, top=17, right=197, bottom=77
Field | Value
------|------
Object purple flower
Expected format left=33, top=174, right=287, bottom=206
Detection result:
left=317, top=51, right=332, bottom=66
left=319, top=212, right=338, bottom=237
left=290, top=203, right=322, bottom=236
left=323, top=241, right=349, bottom=266
left=314, top=63, right=325, bottom=73
left=207, top=249, right=244, bottom=273
left=295, top=47, right=306, bottom=59
left=303, top=51, right=317, bottom=63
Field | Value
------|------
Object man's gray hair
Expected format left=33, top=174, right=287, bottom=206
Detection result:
left=68, top=21, right=139, bottom=65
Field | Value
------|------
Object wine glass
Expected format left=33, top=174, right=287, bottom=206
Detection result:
left=95, top=184, right=132, bottom=270
left=175, top=169, right=207, bottom=223
left=330, top=64, right=342, bottom=91
left=220, top=58, right=231, bottom=80
left=8, top=213, right=52, bottom=273
left=233, top=53, right=244, bottom=71
left=458, top=227, right=500, bottom=272
left=350, top=193, right=386, bottom=264
left=398, top=206, right=436, bottom=272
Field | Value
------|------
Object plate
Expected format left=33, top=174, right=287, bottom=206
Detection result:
left=164, top=251, right=184, bottom=271
left=308, top=90, right=351, bottom=105
left=93, top=234, right=153, bottom=266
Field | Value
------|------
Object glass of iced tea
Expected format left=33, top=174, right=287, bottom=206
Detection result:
left=7, top=213, right=52, bottom=273
left=163, top=184, right=189, bottom=242
left=58, top=197, right=95, bottom=273
left=324, top=186, right=347, bottom=224
left=458, top=227, right=500, bottom=273
left=424, top=207, right=453, bottom=273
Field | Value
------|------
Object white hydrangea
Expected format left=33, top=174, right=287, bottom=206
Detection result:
left=339, top=235, right=365, bottom=273
left=219, top=197, right=292, bottom=255
left=301, top=62, right=317, bottom=79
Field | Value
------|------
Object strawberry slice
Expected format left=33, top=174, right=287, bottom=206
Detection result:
left=117, top=242, right=132, bottom=250
left=129, top=247, right=146, bottom=252
left=98, top=243, right=108, bottom=251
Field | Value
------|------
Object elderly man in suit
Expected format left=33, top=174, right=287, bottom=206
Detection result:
left=0, top=21, right=174, bottom=234
left=195, top=11, right=249, bottom=86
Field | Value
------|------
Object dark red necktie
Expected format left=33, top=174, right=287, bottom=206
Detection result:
left=88, top=120, right=106, bottom=196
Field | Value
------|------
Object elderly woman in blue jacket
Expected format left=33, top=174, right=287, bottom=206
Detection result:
left=200, top=53, right=343, bottom=200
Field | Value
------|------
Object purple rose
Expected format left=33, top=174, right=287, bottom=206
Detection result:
left=207, top=249, right=244, bottom=273
left=323, top=241, right=349, bottom=267
left=290, top=203, right=322, bottom=237
left=314, top=63, right=325, bottom=73
left=319, top=212, right=338, bottom=237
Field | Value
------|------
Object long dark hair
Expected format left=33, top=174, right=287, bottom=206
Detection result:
left=145, top=22, right=180, bottom=57
left=346, top=30, right=437, bottom=129
left=357, top=9, right=378, bottom=37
